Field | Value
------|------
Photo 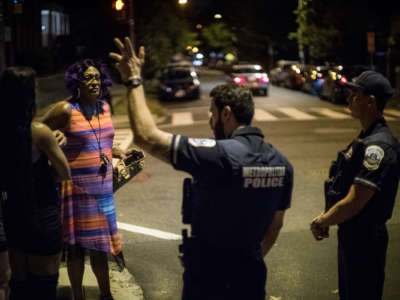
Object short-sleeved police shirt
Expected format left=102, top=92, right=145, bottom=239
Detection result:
left=352, top=118, right=399, bottom=224
left=170, top=126, right=293, bottom=252
left=170, top=126, right=293, bottom=211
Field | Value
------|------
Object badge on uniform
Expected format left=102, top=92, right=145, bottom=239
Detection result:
left=188, top=138, right=216, bottom=148
left=363, top=145, right=384, bottom=170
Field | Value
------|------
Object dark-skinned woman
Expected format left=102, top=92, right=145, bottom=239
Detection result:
left=1, top=67, right=71, bottom=300
left=40, top=59, right=127, bottom=300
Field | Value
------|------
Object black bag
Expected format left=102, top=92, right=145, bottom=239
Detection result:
left=113, top=149, right=145, bottom=192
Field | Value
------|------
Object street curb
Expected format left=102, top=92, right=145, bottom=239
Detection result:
left=57, top=261, right=145, bottom=300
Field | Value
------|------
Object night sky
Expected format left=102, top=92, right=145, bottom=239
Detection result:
left=57, top=0, right=400, bottom=66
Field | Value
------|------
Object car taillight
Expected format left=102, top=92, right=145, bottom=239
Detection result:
left=233, top=76, right=245, bottom=84
left=259, top=76, right=269, bottom=83
left=340, top=77, right=347, bottom=84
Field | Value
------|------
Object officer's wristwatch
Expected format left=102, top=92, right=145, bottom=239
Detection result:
left=124, top=75, right=142, bottom=89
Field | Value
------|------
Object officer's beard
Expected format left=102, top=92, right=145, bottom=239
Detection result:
left=213, top=118, right=226, bottom=140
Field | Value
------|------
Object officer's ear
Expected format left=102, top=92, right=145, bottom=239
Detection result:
left=368, top=95, right=377, bottom=109
left=221, top=105, right=233, bottom=122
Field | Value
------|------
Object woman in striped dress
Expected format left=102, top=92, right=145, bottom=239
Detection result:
left=41, top=59, right=127, bottom=300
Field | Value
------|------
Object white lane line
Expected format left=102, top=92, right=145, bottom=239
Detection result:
left=310, top=108, right=351, bottom=119
left=383, top=114, right=396, bottom=121
left=385, top=109, right=400, bottom=118
left=117, top=222, right=182, bottom=240
left=254, top=108, right=278, bottom=121
left=343, top=107, right=396, bottom=121
left=277, top=107, right=317, bottom=120
left=172, top=112, right=194, bottom=126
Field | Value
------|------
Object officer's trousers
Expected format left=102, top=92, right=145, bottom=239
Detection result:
left=181, top=254, right=267, bottom=300
left=337, top=224, right=388, bottom=300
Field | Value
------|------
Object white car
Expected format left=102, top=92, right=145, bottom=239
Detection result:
left=229, top=64, right=269, bottom=96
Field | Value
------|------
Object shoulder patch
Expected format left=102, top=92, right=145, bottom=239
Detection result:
left=363, top=145, right=384, bottom=170
left=188, top=138, right=216, bottom=148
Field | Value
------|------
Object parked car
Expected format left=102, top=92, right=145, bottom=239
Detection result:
left=270, top=60, right=300, bottom=86
left=159, top=65, right=200, bottom=100
left=319, top=65, right=370, bottom=104
left=302, top=65, right=329, bottom=96
left=228, top=64, right=269, bottom=96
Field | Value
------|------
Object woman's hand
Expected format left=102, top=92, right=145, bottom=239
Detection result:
left=53, top=130, right=67, bottom=147
left=112, top=146, right=126, bottom=160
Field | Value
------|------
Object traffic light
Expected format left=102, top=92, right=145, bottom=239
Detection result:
left=113, top=0, right=127, bottom=22
left=114, top=0, right=125, bottom=11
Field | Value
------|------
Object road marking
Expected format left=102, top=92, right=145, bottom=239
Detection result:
left=385, top=109, right=400, bottom=118
left=277, top=107, right=317, bottom=120
left=254, top=108, right=278, bottom=121
left=172, top=112, right=194, bottom=126
left=343, top=107, right=397, bottom=121
left=310, top=108, right=351, bottom=119
left=383, top=114, right=396, bottom=121
left=314, top=128, right=357, bottom=134
left=117, top=222, right=181, bottom=240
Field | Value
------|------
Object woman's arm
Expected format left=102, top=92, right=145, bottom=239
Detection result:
left=37, top=100, right=72, bottom=130
left=32, top=122, right=71, bottom=180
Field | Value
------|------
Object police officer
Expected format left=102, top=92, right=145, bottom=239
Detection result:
left=311, top=70, right=400, bottom=300
left=110, top=37, right=293, bottom=300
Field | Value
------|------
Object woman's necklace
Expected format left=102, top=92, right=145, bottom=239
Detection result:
left=80, top=101, right=109, bottom=175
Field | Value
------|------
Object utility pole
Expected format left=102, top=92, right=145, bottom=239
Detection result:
left=298, top=0, right=305, bottom=65
left=0, top=0, right=5, bottom=72
left=128, top=0, right=135, bottom=49
left=113, top=0, right=135, bottom=49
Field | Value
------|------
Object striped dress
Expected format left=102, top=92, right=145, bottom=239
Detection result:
left=61, top=100, right=121, bottom=254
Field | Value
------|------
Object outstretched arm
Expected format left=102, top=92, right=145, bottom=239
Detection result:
left=109, top=37, right=173, bottom=164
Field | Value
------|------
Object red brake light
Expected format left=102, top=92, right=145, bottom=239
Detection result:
left=340, top=77, right=347, bottom=83
left=233, top=76, right=245, bottom=84
left=259, top=76, right=269, bottom=83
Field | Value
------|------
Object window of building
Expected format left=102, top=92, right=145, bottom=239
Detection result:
left=41, top=9, right=70, bottom=47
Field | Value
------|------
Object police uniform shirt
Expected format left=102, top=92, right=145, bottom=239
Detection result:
left=352, top=118, right=399, bottom=224
left=170, top=126, right=293, bottom=251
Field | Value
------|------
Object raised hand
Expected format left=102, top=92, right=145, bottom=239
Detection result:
left=109, top=37, right=145, bottom=83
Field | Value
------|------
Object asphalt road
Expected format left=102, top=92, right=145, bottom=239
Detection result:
left=115, top=72, right=400, bottom=300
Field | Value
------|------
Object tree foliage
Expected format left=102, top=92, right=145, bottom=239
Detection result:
left=290, top=0, right=342, bottom=62
left=201, top=22, right=237, bottom=54
left=136, top=2, right=198, bottom=78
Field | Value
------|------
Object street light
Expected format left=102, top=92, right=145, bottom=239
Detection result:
left=112, top=0, right=135, bottom=49
left=214, top=14, right=222, bottom=19
left=115, top=0, right=125, bottom=11
left=178, top=0, right=188, bottom=5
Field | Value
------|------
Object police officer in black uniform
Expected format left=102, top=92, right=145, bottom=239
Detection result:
left=110, top=37, right=293, bottom=300
left=311, top=70, right=400, bottom=300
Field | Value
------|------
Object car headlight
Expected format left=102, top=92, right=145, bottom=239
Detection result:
left=160, top=84, right=172, bottom=92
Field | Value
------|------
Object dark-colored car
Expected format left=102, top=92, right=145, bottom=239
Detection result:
left=229, top=64, right=269, bottom=96
left=319, top=65, right=370, bottom=104
left=159, top=66, right=200, bottom=100
left=283, top=64, right=305, bottom=90
left=302, top=65, right=329, bottom=96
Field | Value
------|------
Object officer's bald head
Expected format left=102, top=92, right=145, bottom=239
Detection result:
left=210, top=84, right=254, bottom=125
